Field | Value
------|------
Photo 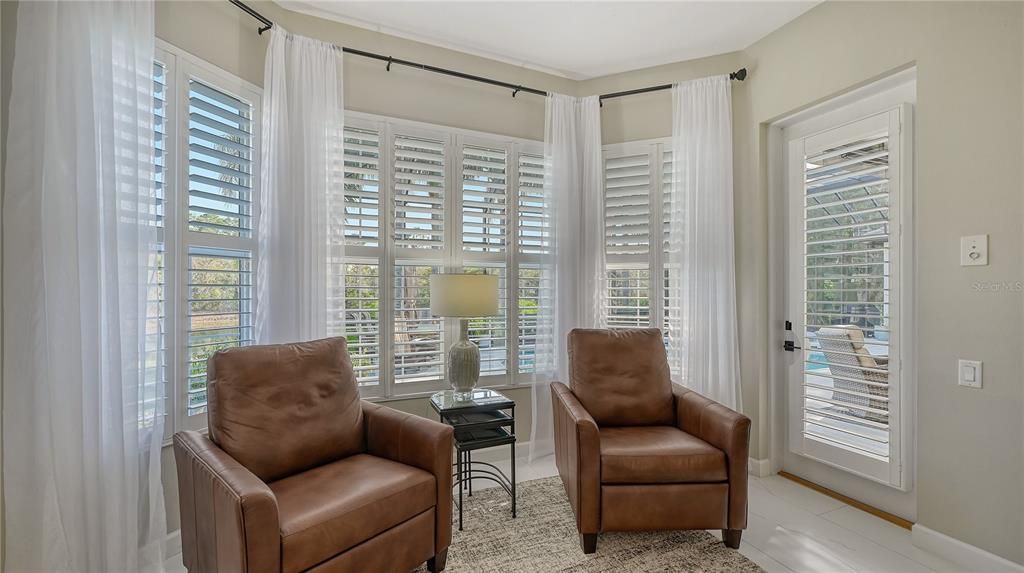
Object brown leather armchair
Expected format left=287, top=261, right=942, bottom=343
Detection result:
left=173, top=337, right=454, bottom=573
left=552, top=328, right=750, bottom=554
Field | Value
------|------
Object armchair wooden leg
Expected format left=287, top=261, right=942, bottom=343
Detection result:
left=580, top=533, right=598, bottom=554
left=722, top=529, right=742, bottom=549
left=427, top=548, right=449, bottom=572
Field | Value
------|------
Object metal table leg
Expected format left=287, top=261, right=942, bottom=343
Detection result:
left=511, top=404, right=517, bottom=518
left=458, top=448, right=464, bottom=531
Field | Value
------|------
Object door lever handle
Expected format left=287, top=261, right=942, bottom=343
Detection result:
left=783, top=320, right=802, bottom=352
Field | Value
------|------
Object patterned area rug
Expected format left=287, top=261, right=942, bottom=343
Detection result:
left=415, top=476, right=763, bottom=572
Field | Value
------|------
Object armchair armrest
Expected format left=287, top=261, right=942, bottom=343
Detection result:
left=672, top=384, right=751, bottom=530
left=173, top=431, right=280, bottom=573
left=551, top=382, right=601, bottom=535
left=363, top=402, right=454, bottom=556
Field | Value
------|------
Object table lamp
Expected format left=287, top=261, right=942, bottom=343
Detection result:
left=429, top=273, right=499, bottom=399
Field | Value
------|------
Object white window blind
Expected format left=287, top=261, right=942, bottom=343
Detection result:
left=604, top=151, right=652, bottom=329
left=187, top=79, right=254, bottom=237
left=661, top=149, right=676, bottom=342
left=516, top=152, right=552, bottom=374
left=516, top=153, right=549, bottom=255
left=605, top=268, right=651, bottom=329
left=464, top=265, right=508, bottom=375
left=462, top=144, right=507, bottom=253
left=393, top=263, right=445, bottom=384
left=185, top=247, right=253, bottom=416
left=394, top=134, right=445, bottom=250
left=801, top=130, right=894, bottom=462
left=340, top=262, right=382, bottom=387
left=604, top=153, right=651, bottom=258
left=343, top=126, right=381, bottom=247
left=143, top=60, right=169, bottom=429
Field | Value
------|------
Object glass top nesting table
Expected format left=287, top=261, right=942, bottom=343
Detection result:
left=430, top=389, right=516, bottom=531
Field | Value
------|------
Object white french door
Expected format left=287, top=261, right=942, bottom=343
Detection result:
left=784, top=105, right=912, bottom=489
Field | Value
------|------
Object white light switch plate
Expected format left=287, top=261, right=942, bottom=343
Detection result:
left=958, top=359, right=983, bottom=388
left=960, top=235, right=988, bottom=266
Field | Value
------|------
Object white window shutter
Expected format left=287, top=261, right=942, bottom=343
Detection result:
left=394, top=134, right=445, bottom=250
left=187, top=79, right=254, bottom=237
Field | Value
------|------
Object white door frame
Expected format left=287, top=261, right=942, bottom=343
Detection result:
left=766, top=68, right=918, bottom=518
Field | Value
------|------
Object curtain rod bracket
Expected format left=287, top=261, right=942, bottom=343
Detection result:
left=386, top=56, right=393, bottom=72
left=512, top=86, right=521, bottom=98
left=258, top=25, right=271, bottom=35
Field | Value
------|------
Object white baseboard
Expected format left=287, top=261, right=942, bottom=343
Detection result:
left=165, top=529, right=182, bottom=560
left=911, top=524, right=1023, bottom=572
left=748, top=457, right=772, bottom=477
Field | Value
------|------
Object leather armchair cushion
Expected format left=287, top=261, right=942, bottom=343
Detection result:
left=568, top=329, right=675, bottom=426
left=269, top=454, right=436, bottom=573
left=207, top=337, right=365, bottom=482
left=599, top=426, right=727, bottom=484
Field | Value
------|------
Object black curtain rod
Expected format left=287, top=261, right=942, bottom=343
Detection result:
left=228, top=0, right=746, bottom=101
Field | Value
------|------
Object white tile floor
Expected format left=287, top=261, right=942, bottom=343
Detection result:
left=165, top=455, right=965, bottom=572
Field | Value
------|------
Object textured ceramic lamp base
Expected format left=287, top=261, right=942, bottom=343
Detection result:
left=449, top=319, right=480, bottom=400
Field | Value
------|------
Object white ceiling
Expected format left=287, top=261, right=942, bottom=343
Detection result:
left=276, top=1, right=819, bottom=80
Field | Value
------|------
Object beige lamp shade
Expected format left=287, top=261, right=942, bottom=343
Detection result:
left=429, top=273, right=499, bottom=317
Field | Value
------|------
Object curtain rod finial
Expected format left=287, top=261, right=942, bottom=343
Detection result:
left=730, top=68, right=747, bottom=81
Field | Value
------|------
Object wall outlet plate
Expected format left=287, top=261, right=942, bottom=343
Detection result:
left=960, top=234, right=988, bottom=266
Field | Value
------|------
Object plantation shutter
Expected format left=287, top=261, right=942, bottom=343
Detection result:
left=604, top=153, right=651, bottom=258
left=661, top=148, right=676, bottom=341
left=187, top=79, right=254, bottom=237
left=792, top=106, right=907, bottom=487
left=186, top=247, right=253, bottom=415
left=143, top=60, right=169, bottom=429
left=343, top=126, right=381, bottom=247
left=341, top=262, right=382, bottom=387
left=516, top=152, right=552, bottom=373
left=394, top=134, right=445, bottom=250
left=462, top=144, right=507, bottom=253
left=604, top=152, right=651, bottom=329
left=393, top=264, right=445, bottom=384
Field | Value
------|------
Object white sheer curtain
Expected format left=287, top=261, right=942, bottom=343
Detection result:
left=529, top=94, right=604, bottom=460
left=666, top=75, right=743, bottom=410
left=3, top=1, right=167, bottom=570
left=257, top=27, right=345, bottom=344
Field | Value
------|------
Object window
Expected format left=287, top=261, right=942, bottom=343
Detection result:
left=335, top=114, right=543, bottom=398
left=154, top=42, right=262, bottom=434
left=601, top=141, right=673, bottom=336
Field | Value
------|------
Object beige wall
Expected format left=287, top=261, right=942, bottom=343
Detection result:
left=740, top=1, right=1024, bottom=563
